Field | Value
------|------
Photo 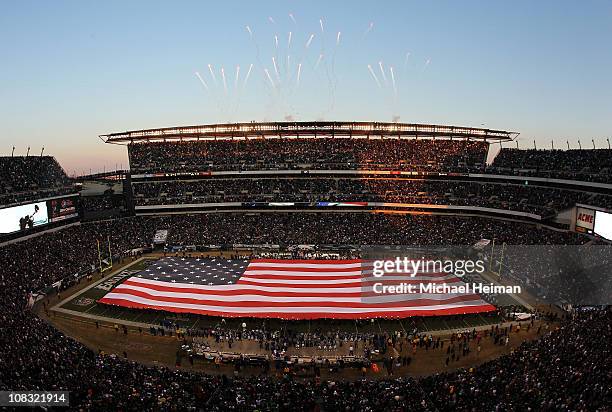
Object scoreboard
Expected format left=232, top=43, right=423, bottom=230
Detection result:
left=0, top=194, right=79, bottom=236
left=574, top=205, right=612, bottom=241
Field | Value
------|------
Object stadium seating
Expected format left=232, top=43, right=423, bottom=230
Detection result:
left=128, top=139, right=489, bottom=173
left=0, top=214, right=607, bottom=410
left=0, top=156, right=73, bottom=205
left=2, top=142, right=610, bottom=410
left=131, top=177, right=612, bottom=214
left=491, top=148, right=612, bottom=182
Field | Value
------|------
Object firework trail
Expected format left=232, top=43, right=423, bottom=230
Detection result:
left=286, top=32, right=292, bottom=77
left=245, top=25, right=263, bottom=65
left=390, top=66, right=397, bottom=96
left=423, top=58, right=431, bottom=72
left=234, top=65, right=240, bottom=91
left=194, top=71, right=209, bottom=90
left=315, top=53, right=324, bottom=70
left=367, top=64, right=382, bottom=88
left=264, top=68, right=276, bottom=89
left=286, top=54, right=291, bottom=77
left=274, top=34, right=279, bottom=49
left=268, top=16, right=275, bottom=24
left=305, top=33, right=315, bottom=48
left=272, top=56, right=280, bottom=80
left=243, top=63, right=253, bottom=88
left=403, top=52, right=411, bottom=69
left=220, top=66, right=228, bottom=94
left=331, top=31, right=342, bottom=103
left=378, top=61, right=388, bottom=86
left=289, top=13, right=296, bottom=24
left=319, top=18, right=324, bottom=33
left=296, top=63, right=302, bottom=86
left=208, top=64, right=217, bottom=84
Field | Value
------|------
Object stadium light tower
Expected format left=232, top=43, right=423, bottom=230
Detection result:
left=607, top=138, right=610, bottom=149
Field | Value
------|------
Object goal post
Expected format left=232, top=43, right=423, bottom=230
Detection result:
left=97, top=236, right=113, bottom=273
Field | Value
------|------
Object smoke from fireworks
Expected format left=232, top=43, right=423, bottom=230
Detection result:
left=296, top=63, right=302, bottom=86
left=319, top=18, right=324, bottom=33
left=364, top=22, right=374, bottom=37
left=234, top=65, right=240, bottom=91
left=288, top=13, right=296, bottom=24
left=336, top=31, right=341, bottom=46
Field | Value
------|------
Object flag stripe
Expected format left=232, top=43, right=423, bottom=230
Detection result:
left=107, top=283, right=484, bottom=303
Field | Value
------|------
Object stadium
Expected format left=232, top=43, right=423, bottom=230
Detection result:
left=2, top=2, right=612, bottom=410
left=1, top=119, right=611, bottom=410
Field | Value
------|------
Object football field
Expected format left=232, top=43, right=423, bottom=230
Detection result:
left=52, top=255, right=523, bottom=334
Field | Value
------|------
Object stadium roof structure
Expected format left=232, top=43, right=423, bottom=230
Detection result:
left=101, top=121, right=518, bottom=144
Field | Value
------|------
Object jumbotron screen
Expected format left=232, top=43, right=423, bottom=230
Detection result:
left=48, top=197, right=78, bottom=222
left=594, top=210, right=612, bottom=241
left=0, top=201, right=48, bottom=234
left=0, top=196, right=79, bottom=235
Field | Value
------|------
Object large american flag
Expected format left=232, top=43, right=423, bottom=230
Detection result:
left=98, top=257, right=495, bottom=319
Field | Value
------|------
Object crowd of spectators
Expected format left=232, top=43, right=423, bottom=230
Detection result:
left=125, top=141, right=612, bottom=223
left=154, top=213, right=586, bottom=246
left=491, top=148, right=612, bottom=183
left=128, top=139, right=489, bottom=173
left=129, top=140, right=612, bottom=184
left=495, top=244, right=612, bottom=305
left=420, top=308, right=610, bottom=411
left=132, top=177, right=612, bottom=215
left=1, top=213, right=609, bottom=410
left=0, top=156, right=74, bottom=205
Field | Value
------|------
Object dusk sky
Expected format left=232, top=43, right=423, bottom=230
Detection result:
left=1, top=0, right=611, bottom=174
